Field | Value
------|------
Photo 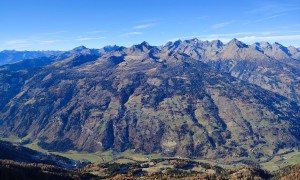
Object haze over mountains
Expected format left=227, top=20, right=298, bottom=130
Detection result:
left=0, top=38, right=299, bottom=164
left=0, top=50, right=62, bottom=65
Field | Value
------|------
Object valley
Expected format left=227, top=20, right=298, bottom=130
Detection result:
left=2, top=0, right=300, bottom=179
left=0, top=39, right=299, bottom=179
left=1, top=138, right=300, bottom=179
left=2, top=135, right=300, bottom=172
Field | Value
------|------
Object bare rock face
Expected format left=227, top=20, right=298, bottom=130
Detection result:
left=0, top=39, right=299, bottom=163
left=161, top=39, right=300, bottom=105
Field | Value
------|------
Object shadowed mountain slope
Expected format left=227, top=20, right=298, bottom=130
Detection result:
left=0, top=40, right=299, bottom=162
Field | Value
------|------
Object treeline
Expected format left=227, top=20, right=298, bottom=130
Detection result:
left=1, top=157, right=300, bottom=179
left=0, top=160, right=95, bottom=180
left=38, top=139, right=75, bottom=152
left=272, top=163, right=300, bottom=180
left=0, top=140, right=74, bottom=168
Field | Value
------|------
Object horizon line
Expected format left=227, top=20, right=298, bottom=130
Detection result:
left=0, top=37, right=299, bottom=51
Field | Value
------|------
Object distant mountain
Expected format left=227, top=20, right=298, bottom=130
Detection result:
left=0, top=50, right=62, bottom=65
left=161, top=38, right=300, bottom=105
left=0, top=39, right=299, bottom=164
left=0, top=45, right=121, bottom=67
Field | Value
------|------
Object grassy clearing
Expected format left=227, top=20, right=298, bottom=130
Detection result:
left=24, top=140, right=104, bottom=163
left=24, top=140, right=47, bottom=153
left=112, top=158, right=136, bottom=164
left=1, top=135, right=300, bottom=170
left=53, top=151, right=103, bottom=163
left=18, top=140, right=300, bottom=170
left=261, top=151, right=300, bottom=171
left=0, top=136, right=22, bottom=143
left=23, top=140, right=164, bottom=163
left=118, top=150, right=164, bottom=161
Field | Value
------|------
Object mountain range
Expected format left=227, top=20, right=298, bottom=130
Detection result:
left=0, top=38, right=299, bottom=164
left=0, top=50, right=63, bottom=65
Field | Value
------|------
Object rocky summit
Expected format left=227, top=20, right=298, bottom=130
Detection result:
left=0, top=39, right=299, bottom=163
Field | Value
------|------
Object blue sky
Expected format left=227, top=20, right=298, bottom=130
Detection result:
left=0, top=0, right=299, bottom=50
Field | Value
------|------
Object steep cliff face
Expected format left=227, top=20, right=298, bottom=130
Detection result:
left=161, top=39, right=300, bottom=105
left=0, top=40, right=299, bottom=162
left=0, top=71, right=28, bottom=110
left=0, top=41, right=299, bottom=162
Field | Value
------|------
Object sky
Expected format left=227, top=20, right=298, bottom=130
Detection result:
left=0, top=0, right=299, bottom=51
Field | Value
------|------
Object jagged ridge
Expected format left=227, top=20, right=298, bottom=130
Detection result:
left=0, top=39, right=299, bottom=163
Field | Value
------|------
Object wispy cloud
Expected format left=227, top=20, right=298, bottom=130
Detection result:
left=133, top=23, right=156, bottom=29
left=4, top=40, right=32, bottom=48
left=211, top=21, right=233, bottom=29
left=255, top=14, right=285, bottom=22
left=2, top=39, right=64, bottom=50
left=75, top=37, right=105, bottom=41
left=246, top=3, right=300, bottom=24
left=239, top=34, right=300, bottom=42
left=247, top=4, right=300, bottom=16
left=169, top=32, right=300, bottom=47
left=125, top=31, right=143, bottom=35
left=39, top=40, right=62, bottom=44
